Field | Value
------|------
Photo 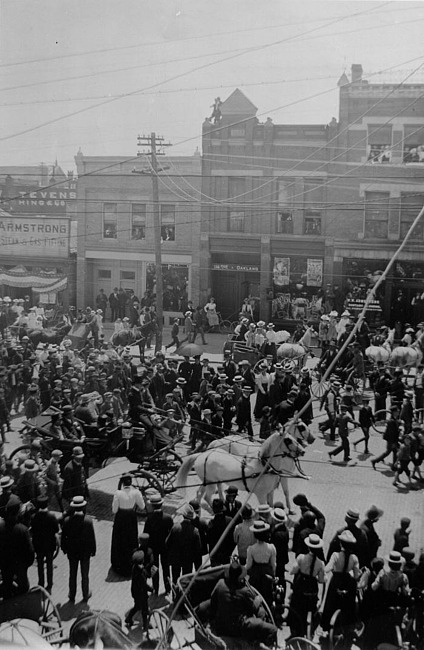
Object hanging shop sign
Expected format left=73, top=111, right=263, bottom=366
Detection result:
left=273, top=257, right=290, bottom=286
left=306, top=258, right=323, bottom=287
left=212, top=263, right=260, bottom=272
left=0, top=216, right=70, bottom=258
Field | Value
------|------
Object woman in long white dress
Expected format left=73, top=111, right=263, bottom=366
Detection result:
left=204, top=297, right=219, bottom=330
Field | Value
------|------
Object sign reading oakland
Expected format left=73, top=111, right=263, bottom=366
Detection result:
left=0, top=217, right=70, bottom=258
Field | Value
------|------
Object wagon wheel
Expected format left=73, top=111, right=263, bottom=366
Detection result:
left=310, top=371, right=331, bottom=399
left=131, top=468, right=164, bottom=499
left=219, top=320, right=233, bottom=335
left=372, top=410, right=392, bottom=435
left=141, top=449, right=182, bottom=494
left=286, top=639, right=321, bottom=650
left=146, top=609, right=180, bottom=649
left=31, top=586, right=63, bottom=644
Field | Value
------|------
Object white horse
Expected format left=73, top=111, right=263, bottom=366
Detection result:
left=175, top=430, right=306, bottom=507
left=366, top=329, right=424, bottom=369
left=277, top=326, right=315, bottom=368
left=206, top=420, right=313, bottom=510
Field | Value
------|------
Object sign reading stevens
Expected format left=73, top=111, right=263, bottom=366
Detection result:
left=0, top=217, right=70, bottom=258
left=9, top=186, right=76, bottom=215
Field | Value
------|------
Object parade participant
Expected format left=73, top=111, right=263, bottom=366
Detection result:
left=188, top=499, right=208, bottom=557
left=223, top=350, right=237, bottom=385
left=289, top=534, right=326, bottom=637
left=259, top=405, right=272, bottom=439
left=319, top=380, right=341, bottom=441
left=192, top=306, right=207, bottom=345
left=360, top=506, right=384, bottom=567
left=239, top=359, right=255, bottom=391
left=223, top=485, right=242, bottom=522
left=372, top=405, right=402, bottom=471
left=246, top=520, right=276, bottom=607
left=24, top=384, right=40, bottom=420
left=74, top=394, right=98, bottom=425
left=411, top=423, right=424, bottom=481
left=371, top=551, right=410, bottom=608
left=274, top=388, right=298, bottom=426
left=207, top=498, right=234, bottom=567
left=393, top=517, right=411, bottom=552
left=165, top=317, right=180, bottom=351
left=400, top=392, right=414, bottom=434
left=392, top=434, right=412, bottom=487
left=111, top=473, right=145, bottom=576
left=45, top=449, right=64, bottom=512
left=204, top=297, right=219, bottom=331
left=254, top=362, right=270, bottom=419
left=236, top=386, right=254, bottom=440
left=31, top=495, right=59, bottom=593
left=328, top=404, right=359, bottom=463
left=327, top=508, right=369, bottom=568
left=125, top=551, right=153, bottom=630
left=208, top=558, right=278, bottom=649
left=292, top=494, right=326, bottom=534
left=0, top=494, right=34, bottom=598
left=233, top=505, right=256, bottom=565
left=292, top=511, right=323, bottom=558
left=321, top=530, right=360, bottom=630
left=389, top=368, right=405, bottom=409
left=353, top=396, right=374, bottom=454
left=61, top=495, right=96, bottom=602
left=166, top=505, right=202, bottom=583
left=16, top=459, right=42, bottom=505
left=143, top=493, right=173, bottom=595
left=270, top=507, right=290, bottom=579
left=61, top=406, right=82, bottom=440
left=62, top=446, right=89, bottom=504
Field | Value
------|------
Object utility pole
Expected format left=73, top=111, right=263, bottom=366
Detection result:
left=135, top=133, right=171, bottom=352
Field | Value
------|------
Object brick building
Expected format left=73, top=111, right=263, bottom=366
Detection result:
left=0, top=163, right=76, bottom=309
left=200, top=66, right=424, bottom=327
left=74, top=151, right=201, bottom=322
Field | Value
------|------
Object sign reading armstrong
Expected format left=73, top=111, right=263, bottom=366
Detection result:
left=0, top=217, right=70, bottom=258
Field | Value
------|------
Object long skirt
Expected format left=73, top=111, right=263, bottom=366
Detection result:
left=110, top=508, right=138, bottom=576
left=254, top=391, right=269, bottom=419
left=321, top=572, right=357, bottom=631
left=248, top=562, right=274, bottom=607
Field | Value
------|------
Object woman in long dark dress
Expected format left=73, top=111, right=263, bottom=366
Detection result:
left=110, top=473, right=145, bottom=576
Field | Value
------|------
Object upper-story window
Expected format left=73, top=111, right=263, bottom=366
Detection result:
left=403, top=125, right=424, bottom=163
left=304, top=209, right=322, bottom=235
left=230, top=128, right=245, bottom=137
left=103, top=202, right=117, bottom=238
left=131, top=203, right=146, bottom=240
left=160, top=204, right=175, bottom=241
left=400, top=193, right=424, bottom=240
left=367, top=125, right=392, bottom=163
left=229, top=211, right=245, bottom=232
left=364, top=191, right=389, bottom=239
left=276, top=211, right=293, bottom=234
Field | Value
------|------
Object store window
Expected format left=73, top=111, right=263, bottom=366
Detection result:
left=367, top=125, right=392, bottom=163
left=103, top=202, right=118, bottom=238
left=272, top=256, right=323, bottom=320
left=98, top=269, right=112, bottom=279
left=131, top=203, right=146, bottom=240
left=276, top=211, right=293, bottom=234
left=160, top=204, right=175, bottom=241
left=400, top=193, right=424, bottom=240
left=146, top=263, right=188, bottom=311
left=364, top=191, right=389, bottom=239
left=229, top=211, right=245, bottom=232
left=304, top=209, right=322, bottom=235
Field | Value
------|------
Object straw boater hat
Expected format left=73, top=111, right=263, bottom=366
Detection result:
left=250, top=520, right=270, bottom=534
left=386, top=551, right=403, bottom=568
left=305, top=534, right=324, bottom=549
left=338, top=530, right=356, bottom=545
left=70, top=496, right=87, bottom=509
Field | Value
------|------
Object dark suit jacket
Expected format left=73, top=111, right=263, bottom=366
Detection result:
left=61, top=512, right=96, bottom=559
left=31, top=510, right=59, bottom=554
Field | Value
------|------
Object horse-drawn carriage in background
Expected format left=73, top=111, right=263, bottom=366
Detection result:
left=10, top=401, right=183, bottom=498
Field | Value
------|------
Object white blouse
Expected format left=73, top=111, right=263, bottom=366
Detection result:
left=112, top=486, right=145, bottom=514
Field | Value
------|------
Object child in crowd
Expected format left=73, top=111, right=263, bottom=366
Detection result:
left=353, top=396, right=374, bottom=454
left=393, top=517, right=411, bottom=552
left=125, top=551, right=153, bottom=630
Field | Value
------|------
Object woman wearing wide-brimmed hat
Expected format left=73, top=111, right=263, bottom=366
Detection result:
left=321, top=529, right=361, bottom=631
left=246, top=520, right=276, bottom=607
left=289, top=534, right=326, bottom=637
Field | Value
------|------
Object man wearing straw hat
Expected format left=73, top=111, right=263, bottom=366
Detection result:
left=61, top=495, right=96, bottom=602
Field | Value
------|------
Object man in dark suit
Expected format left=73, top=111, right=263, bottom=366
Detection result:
left=143, top=494, right=173, bottom=595
left=62, top=446, right=89, bottom=505
left=61, top=495, right=96, bottom=602
left=109, top=288, right=119, bottom=322
left=31, top=496, right=59, bottom=593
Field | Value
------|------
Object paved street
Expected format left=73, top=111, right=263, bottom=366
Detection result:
left=5, top=330, right=424, bottom=643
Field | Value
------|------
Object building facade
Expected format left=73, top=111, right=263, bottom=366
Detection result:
left=200, top=67, right=424, bottom=326
left=74, top=151, right=201, bottom=322
left=0, top=164, right=76, bottom=309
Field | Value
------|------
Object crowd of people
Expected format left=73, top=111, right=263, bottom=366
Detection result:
left=0, top=292, right=424, bottom=646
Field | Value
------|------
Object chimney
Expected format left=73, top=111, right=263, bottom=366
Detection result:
left=351, top=64, right=363, bottom=83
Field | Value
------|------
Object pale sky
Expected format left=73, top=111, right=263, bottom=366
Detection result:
left=1, top=0, right=424, bottom=171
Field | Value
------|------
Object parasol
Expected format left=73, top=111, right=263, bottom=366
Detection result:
left=175, top=343, right=204, bottom=357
